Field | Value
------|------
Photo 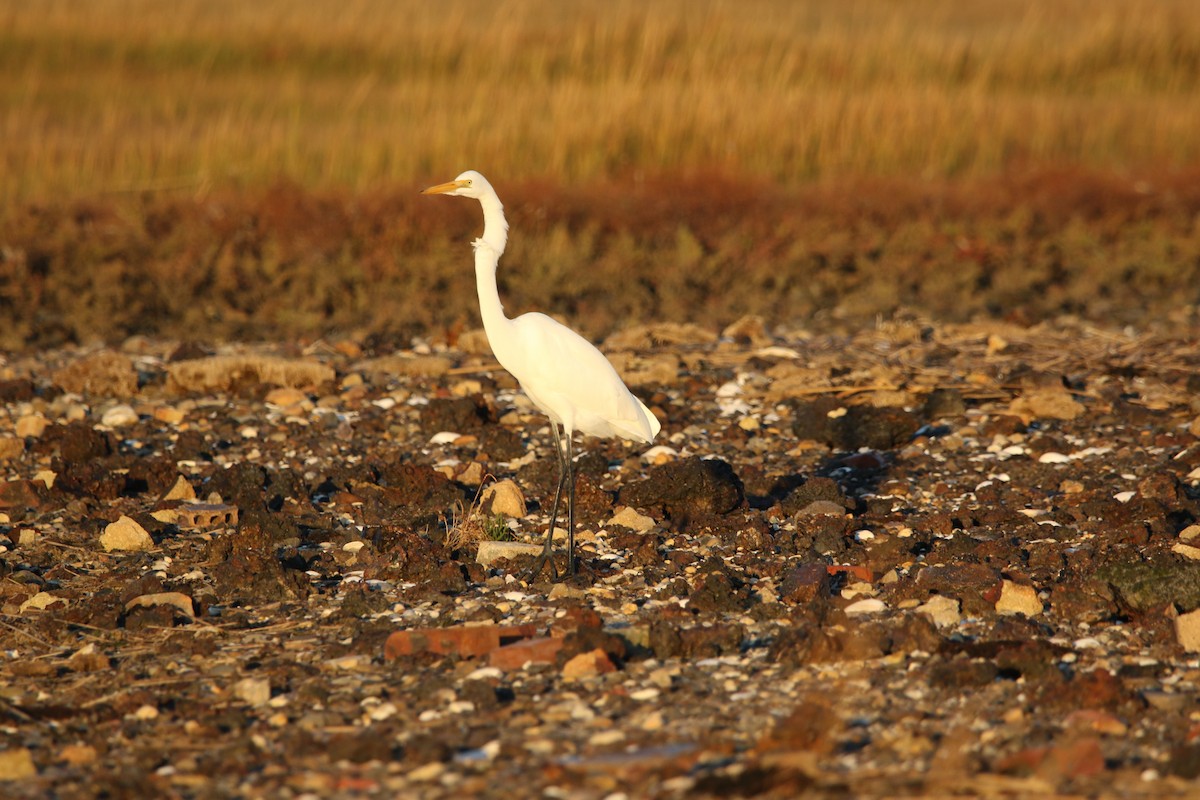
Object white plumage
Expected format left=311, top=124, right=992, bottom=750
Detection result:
left=424, top=170, right=660, bottom=578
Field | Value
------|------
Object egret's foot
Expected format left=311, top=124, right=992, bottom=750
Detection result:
left=522, top=543, right=559, bottom=582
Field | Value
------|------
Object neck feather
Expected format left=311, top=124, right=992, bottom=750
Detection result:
left=479, top=191, right=508, bottom=255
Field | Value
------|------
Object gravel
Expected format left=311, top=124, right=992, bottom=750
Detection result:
left=2, top=316, right=1200, bottom=797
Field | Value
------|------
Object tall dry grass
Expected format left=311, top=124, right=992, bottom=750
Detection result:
left=2, top=0, right=1198, bottom=204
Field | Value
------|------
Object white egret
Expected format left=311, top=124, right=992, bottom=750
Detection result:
left=423, top=170, right=661, bottom=579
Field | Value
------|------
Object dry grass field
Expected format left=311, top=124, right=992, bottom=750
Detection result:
left=1, top=0, right=1199, bottom=346
left=4, top=0, right=1199, bottom=200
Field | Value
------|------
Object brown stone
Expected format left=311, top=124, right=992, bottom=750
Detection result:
left=0, top=480, right=43, bottom=510
left=488, top=636, right=565, bottom=670
left=561, top=648, right=617, bottom=681
left=384, top=623, right=539, bottom=661
left=779, top=564, right=831, bottom=605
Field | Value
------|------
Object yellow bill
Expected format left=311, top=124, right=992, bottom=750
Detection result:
left=421, top=179, right=470, bottom=195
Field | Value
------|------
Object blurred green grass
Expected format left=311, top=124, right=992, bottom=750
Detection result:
left=3, top=0, right=1199, bottom=202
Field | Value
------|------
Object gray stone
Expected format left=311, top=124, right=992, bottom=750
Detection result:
left=477, top=541, right=542, bottom=567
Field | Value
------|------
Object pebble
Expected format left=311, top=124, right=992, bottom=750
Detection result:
left=20, top=591, right=66, bottom=613
left=0, top=747, right=36, bottom=779
left=408, top=762, right=446, bottom=782
left=99, top=516, right=155, bottom=552
left=795, top=500, right=847, bottom=517
left=100, top=404, right=139, bottom=427
left=589, top=730, right=626, bottom=747
left=1179, top=524, right=1200, bottom=542
left=1171, top=543, right=1200, bottom=561
left=1009, top=389, right=1083, bottom=422
left=917, top=595, right=961, bottom=628
left=842, top=581, right=875, bottom=599
left=125, top=591, right=196, bottom=618
left=233, top=678, right=272, bottom=706
left=608, top=506, right=656, bottom=532
left=640, top=445, right=678, bottom=465
left=153, top=405, right=186, bottom=425
left=994, top=580, right=1042, bottom=616
left=1175, top=608, right=1200, bottom=653
left=58, top=744, right=97, bottom=766
left=163, top=475, right=197, bottom=502
left=467, top=667, right=503, bottom=681
left=647, top=668, right=675, bottom=689
left=1065, top=710, right=1128, bottom=736
left=132, top=704, right=159, bottom=721
left=524, top=739, right=555, bottom=756
left=547, top=582, right=587, bottom=600
left=1037, top=451, right=1071, bottom=464
left=265, top=386, right=309, bottom=408
left=562, top=649, right=616, bottom=681
left=325, top=655, right=370, bottom=671
left=67, top=643, right=107, bottom=672
left=0, top=437, right=23, bottom=460
left=451, top=379, right=483, bottom=397
left=845, top=598, right=887, bottom=615
left=458, top=461, right=485, bottom=486
left=15, top=414, right=48, bottom=438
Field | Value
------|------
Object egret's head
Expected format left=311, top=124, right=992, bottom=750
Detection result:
left=422, top=170, right=492, bottom=199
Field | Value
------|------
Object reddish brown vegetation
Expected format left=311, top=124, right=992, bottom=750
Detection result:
left=2, top=167, right=1198, bottom=351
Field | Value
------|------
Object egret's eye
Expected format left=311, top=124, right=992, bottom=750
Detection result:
left=464, top=180, right=472, bottom=186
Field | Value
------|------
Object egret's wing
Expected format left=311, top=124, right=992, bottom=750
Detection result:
left=505, top=313, right=658, bottom=441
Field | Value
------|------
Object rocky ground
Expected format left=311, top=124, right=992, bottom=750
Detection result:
left=3, top=315, right=1200, bottom=798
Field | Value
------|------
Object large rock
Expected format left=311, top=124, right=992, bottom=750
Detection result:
left=52, top=350, right=138, bottom=397
left=995, top=580, right=1042, bottom=616
left=619, top=456, right=743, bottom=521
left=791, top=398, right=920, bottom=450
left=479, top=479, right=526, bottom=518
left=99, top=516, right=155, bottom=552
left=166, top=355, right=334, bottom=393
left=1098, top=559, right=1200, bottom=613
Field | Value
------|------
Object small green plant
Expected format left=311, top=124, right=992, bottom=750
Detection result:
left=483, top=514, right=515, bottom=542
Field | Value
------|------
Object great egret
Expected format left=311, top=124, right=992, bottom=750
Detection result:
left=423, top=170, right=661, bottom=579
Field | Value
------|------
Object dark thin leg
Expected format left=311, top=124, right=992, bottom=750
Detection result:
left=525, top=424, right=566, bottom=581
left=565, top=432, right=576, bottom=575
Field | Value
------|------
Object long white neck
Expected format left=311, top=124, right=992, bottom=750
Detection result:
left=472, top=191, right=515, bottom=365
left=478, top=188, right=508, bottom=255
